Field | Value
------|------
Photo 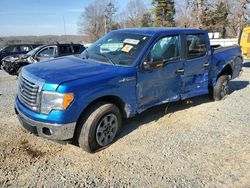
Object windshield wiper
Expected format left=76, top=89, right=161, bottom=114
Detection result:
left=96, top=52, right=115, bottom=65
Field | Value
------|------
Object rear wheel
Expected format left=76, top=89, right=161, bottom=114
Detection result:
left=213, top=75, right=230, bottom=101
left=77, top=102, right=122, bottom=153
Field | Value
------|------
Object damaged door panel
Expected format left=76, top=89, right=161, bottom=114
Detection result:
left=181, top=33, right=210, bottom=99
left=137, top=35, right=184, bottom=111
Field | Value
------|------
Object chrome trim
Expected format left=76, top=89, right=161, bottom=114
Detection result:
left=18, top=69, right=45, bottom=112
left=118, top=76, right=136, bottom=83
left=16, top=107, right=76, bottom=140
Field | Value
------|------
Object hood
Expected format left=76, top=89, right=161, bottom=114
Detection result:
left=3, top=54, right=29, bottom=62
left=23, top=56, right=119, bottom=85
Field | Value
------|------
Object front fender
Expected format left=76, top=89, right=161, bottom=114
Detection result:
left=56, top=71, right=137, bottom=122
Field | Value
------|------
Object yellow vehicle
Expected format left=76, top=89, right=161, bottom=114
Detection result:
left=239, top=27, right=250, bottom=58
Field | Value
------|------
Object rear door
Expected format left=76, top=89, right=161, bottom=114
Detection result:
left=181, top=33, right=210, bottom=99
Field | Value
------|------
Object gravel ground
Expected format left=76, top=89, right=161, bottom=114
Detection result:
left=0, top=64, right=250, bottom=187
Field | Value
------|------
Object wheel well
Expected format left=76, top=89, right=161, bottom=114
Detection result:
left=81, top=96, right=127, bottom=120
left=73, top=95, right=127, bottom=144
left=217, top=64, right=232, bottom=80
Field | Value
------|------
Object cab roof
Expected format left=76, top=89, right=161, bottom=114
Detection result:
left=114, top=27, right=207, bottom=36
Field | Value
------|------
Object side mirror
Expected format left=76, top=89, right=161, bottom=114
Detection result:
left=142, top=61, right=151, bottom=70
left=141, top=56, right=153, bottom=71
left=141, top=56, right=164, bottom=71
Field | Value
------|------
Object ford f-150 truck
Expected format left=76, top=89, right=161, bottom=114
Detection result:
left=15, top=28, right=243, bottom=152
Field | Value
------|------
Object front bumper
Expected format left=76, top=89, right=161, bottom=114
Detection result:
left=15, top=107, right=76, bottom=140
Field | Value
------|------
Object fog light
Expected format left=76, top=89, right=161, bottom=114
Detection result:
left=42, top=127, right=52, bottom=136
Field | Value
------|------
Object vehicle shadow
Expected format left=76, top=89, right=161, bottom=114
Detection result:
left=70, top=80, right=249, bottom=152
left=229, top=80, right=249, bottom=94
left=117, top=80, right=249, bottom=142
left=118, top=94, right=212, bottom=141
left=243, top=62, right=250, bottom=67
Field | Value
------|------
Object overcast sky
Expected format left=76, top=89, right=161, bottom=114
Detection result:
left=0, top=0, right=152, bottom=36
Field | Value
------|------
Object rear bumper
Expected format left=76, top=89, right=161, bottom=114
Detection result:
left=15, top=107, right=76, bottom=140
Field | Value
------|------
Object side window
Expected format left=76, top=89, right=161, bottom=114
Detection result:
left=73, top=45, right=83, bottom=53
left=186, top=34, right=207, bottom=59
left=247, top=33, right=250, bottom=43
left=15, top=46, right=21, bottom=52
left=20, top=46, right=30, bottom=52
left=38, top=47, right=55, bottom=57
left=150, top=35, right=180, bottom=62
left=59, top=45, right=73, bottom=55
left=5, top=46, right=16, bottom=53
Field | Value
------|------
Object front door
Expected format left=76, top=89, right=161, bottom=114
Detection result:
left=35, top=46, right=56, bottom=62
left=137, top=35, right=184, bottom=110
left=181, top=33, right=210, bottom=99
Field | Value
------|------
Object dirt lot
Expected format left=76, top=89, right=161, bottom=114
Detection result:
left=0, top=63, right=250, bottom=187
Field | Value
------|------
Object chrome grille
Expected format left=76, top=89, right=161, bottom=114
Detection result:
left=18, top=76, right=39, bottom=111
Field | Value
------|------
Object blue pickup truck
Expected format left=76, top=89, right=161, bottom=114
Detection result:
left=15, top=28, right=243, bottom=152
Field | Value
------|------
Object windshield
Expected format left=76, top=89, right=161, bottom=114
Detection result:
left=27, top=46, right=42, bottom=56
left=82, top=32, right=151, bottom=66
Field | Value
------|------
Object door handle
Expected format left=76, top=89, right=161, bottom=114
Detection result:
left=176, top=68, right=184, bottom=73
left=203, top=62, right=209, bottom=67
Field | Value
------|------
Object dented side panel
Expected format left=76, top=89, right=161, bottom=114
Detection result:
left=210, top=46, right=243, bottom=86
left=181, top=55, right=210, bottom=99
left=137, top=61, right=184, bottom=112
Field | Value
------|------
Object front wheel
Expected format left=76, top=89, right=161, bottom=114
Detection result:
left=77, top=102, right=122, bottom=153
left=213, top=75, right=230, bottom=101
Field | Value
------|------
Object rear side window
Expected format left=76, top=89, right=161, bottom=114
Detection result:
left=73, top=45, right=84, bottom=53
left=186, top=34, right=207, bottom=59
left=5, top=46, right=16, bottom=52
left=247, top=34, right=250, bottom=43
left=20, top=46, right=31, bottom=52
left=59, top=45, right=73, bottom=55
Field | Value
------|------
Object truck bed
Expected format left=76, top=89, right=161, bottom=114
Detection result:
left=213, top=45, right=241, bottom=55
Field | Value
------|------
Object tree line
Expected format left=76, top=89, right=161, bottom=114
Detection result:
left=0, top=35, right=85, bottom=49
left=78, top=0, right=249, bottom=42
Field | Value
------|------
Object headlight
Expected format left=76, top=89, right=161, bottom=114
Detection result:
left=41, top=91, right=74, bottom=114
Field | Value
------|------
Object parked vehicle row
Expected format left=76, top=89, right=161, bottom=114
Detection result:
left=15, top=28, right=243, bottom=153
left=1, top=43, right=85, bottom=75
left=0, top=44, right=41, bottom=69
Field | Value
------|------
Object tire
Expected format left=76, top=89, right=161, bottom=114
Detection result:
left=77, top=102, right=122, bottom=153
left=213, top=75, right=230, bottom=101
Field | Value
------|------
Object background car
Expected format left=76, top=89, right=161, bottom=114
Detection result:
left=0, top=44, right=41, bottom=68
left=1, top=43, right=86, bottom=75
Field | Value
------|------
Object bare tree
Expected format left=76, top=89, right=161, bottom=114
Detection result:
left=78, top=0, right=118, bottom=42
left=175, top=1, right=194, bottom=28
left=104, top=2, right=118, bottom=34
left=176, top=0, right=248, bottom=37
left=225, top=0, right=248, bottom=37
left=124, top=0, right=147, bottom=27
